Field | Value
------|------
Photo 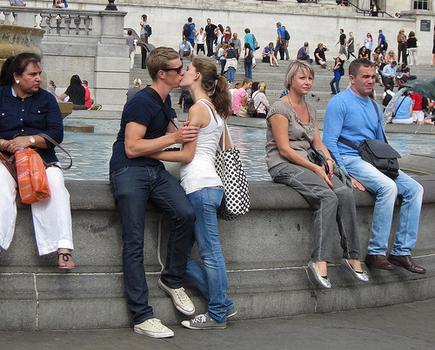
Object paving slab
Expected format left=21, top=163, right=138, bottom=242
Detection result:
left=2, top=298, right=435, bottom=350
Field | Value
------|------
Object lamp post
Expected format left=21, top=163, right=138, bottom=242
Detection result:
left=105, top=0, right=117, bottom=10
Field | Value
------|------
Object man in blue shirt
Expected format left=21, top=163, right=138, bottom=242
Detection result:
left=377, top=29, right=387, bottom=53
left=323, top=58, right=425, bottom=274
left=275, top=22, right=286, bottom=60
left=381, top=60, right=397, bottom=87
left=182, top=17, right=196, bottom=48
left=109, top=47, right=199, bottom=338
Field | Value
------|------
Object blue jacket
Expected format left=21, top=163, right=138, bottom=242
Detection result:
left=0, top=85, right=63, bottom=163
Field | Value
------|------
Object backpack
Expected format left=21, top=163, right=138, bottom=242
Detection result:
left=382, top=91, right=393, bottom=107
left=144, top=24, right=152, bottom=37
left=338, top=62, right=345, bottom=76
left=284, top=30, right=290, bottom=41
left=246, top=91, right=260, bottom=117
left=183, top=23, right=192, bottom=38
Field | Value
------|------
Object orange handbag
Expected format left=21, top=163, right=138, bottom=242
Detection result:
left=15, top=148, right=51, bottom=204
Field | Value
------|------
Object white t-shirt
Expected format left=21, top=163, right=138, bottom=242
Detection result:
left=180, top=100, right=224, bottom=194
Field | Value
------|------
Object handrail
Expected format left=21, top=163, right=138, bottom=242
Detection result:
left=347, top=0, right=394, bottom=18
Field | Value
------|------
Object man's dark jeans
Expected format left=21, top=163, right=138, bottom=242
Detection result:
left=110, top=165, right=195, bottom=324
left=206, top=37, right=215, bottom=57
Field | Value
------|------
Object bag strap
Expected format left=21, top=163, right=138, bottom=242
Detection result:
left=392, top=95, right=406, bottom=118
left=145, top=86, right=178, bottom=129
left=337, top=135, right=358, bottom=150
left=252, top=91, right=264, bottom=111
left=39, top=133, right=73, bottom=170
left=338, top=99, right=387, bottom=149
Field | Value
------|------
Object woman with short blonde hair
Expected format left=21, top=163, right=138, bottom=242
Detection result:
left=266, top=60, right=369, bottom=289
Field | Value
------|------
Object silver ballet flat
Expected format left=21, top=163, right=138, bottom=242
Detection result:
left=308, top=261, right=332, bottom=289
left=342, top=259, right=370, bottom=282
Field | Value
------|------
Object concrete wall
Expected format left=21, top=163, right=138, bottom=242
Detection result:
left=0, top=178, right=435, bottom=330
left=14, top=0, right=434, bottom=64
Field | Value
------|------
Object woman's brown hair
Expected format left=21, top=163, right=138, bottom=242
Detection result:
left=192, top=57, right=231, bottom=118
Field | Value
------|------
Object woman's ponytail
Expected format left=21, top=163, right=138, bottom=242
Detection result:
left=211, top=75, right=231, bottom=118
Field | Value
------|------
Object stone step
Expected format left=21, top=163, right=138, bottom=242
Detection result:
left=129, top=55, right=433, bottom=87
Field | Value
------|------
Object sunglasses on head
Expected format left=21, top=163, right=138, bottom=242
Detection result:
left=161, top=65, right=183, bottom=74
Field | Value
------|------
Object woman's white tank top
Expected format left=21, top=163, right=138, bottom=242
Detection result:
left=180, top=99, right=224, bottom=194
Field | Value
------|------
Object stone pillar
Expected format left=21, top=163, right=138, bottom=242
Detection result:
left=401, top=10, right=435, bottom=65
left=94, top=10, right=129, bottom=111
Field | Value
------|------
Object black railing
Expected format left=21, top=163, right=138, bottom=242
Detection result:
left=347, top=0, right=394, bottom=18
left=296, top=0, right=318, bottom=3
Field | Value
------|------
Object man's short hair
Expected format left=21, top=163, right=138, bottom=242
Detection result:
left=348, top=58, right=375, bottom=77
left=127, top=29, right=132, bottom=35
left=304, top=42, right=309, bottom=47
left=188, top=17, right=192, bottom=22
left=147, top=47, right=180, bottom=81
left=244, top=28, right=250, bottom=34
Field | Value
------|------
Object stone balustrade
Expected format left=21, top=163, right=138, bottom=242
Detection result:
left=0, top=6, right=129, bottom=111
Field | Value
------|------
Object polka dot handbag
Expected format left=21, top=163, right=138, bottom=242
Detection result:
left=215, top=122, right=250, bottom=221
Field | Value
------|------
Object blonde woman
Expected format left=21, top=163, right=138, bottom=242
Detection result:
left=252, top=81, right=270, bottom=118
left=265, top=60, right=369, bottom=289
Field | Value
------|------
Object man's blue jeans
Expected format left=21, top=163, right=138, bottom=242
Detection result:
left=184, top=187, right=233, bottom=323
left=110, top=165, right=195, bottom=324
left=342, top=155, right=423, bottom=256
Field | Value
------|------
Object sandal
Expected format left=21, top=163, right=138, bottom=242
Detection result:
left=58, top=252, right=76, bottom=271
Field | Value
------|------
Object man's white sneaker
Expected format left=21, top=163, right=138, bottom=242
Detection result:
left=133, top=318, right=174, bottom=338
left=158, top=279, right=195, bottom=315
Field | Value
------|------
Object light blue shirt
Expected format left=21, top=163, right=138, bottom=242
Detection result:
left=244, top=33, right=256, bottom=51
left=322, top=88, right=384, bottom=172
left=382, top=64, right=397, bottom=77
left=393, top=96, right=413, bottom=120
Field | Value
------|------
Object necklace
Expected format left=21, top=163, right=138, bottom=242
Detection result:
left=286, top=95, right=310, bottom=125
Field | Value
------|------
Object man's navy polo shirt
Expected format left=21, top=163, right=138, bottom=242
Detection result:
left=109, top=88, right=176, bottom=174
left=0, top=85, right=63, bottom=163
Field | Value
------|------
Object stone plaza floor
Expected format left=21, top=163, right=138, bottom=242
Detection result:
left=2, top=298, right=435, bottom=350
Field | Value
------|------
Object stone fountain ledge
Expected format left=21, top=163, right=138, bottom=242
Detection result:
left=0, top=178, right=435, bottom=330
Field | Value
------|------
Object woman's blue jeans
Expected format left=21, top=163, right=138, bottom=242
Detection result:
left=244, top=62, right=252, bottom=79
left=330, top=76, right=341, bottom=94
left=227, top=67, right=236, bottom=83
left=184, top=187, right=233, bottom=323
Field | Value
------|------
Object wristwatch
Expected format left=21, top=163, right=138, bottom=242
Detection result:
left=29, top=136, right=36, bottom=146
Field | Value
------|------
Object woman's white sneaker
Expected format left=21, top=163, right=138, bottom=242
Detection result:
left=158, top=279, right=195, bottom=315
left=134, top=318, right=174, bottom=338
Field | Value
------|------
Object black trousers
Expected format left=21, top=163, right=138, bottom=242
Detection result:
left=206, top=37, right=215, bottom=57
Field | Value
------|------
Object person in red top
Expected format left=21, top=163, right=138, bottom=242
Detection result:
left=82, top=80, right=92, bottom=109
left=410, top=91, right=424, bottom=124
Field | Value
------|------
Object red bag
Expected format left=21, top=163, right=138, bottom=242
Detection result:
left=15, top=148, right=51, bottom=204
